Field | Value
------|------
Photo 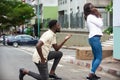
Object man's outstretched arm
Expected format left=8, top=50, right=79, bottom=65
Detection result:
left=52, top=34, right=72, bottom=51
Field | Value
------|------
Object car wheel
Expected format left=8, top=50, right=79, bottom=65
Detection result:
left=13, top=42, right=18, bottom=47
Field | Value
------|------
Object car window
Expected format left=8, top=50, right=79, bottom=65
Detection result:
left=16, top=36, right=21, bottom=39
left=22, top=35, right=33, bottom=40
left=15, top=35, right=34, bottom=40
left=8, top=36, right=15, bottom=39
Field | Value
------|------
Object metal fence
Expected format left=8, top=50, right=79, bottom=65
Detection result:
left=58, top=11, right=110, bottom=29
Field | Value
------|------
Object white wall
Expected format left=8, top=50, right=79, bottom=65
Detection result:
left=58, top=0, right=111, bottom=15
left=58, top=0, right=86, bottom=14
left=113, top=0, right=120, bottom=26
left=113, top=0, right=120, bottom=59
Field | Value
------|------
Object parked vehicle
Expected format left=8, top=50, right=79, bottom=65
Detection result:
left=7, top=34, right=38, bottom=47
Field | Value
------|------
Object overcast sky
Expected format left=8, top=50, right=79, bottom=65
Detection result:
left=31, top=0, right=58, bottom=6
left=42, top=0, right=58, bottom=6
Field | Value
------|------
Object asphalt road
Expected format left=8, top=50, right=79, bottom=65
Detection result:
left=0, top=45, right=119, bottom=80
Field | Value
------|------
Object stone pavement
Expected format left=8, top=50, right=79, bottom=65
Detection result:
left=18, top=46, right=120, bottom=78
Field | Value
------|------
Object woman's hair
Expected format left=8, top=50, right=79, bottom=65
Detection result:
left=91, top=8, right=101, bottom=18
left=48, top=20, right=57, bottom=29
left=83, top=3, right=101, bottom=20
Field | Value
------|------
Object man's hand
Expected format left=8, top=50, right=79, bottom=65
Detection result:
left=64, top=34, right=72, bottom=41
left=41, top=57, right=46, bottom=63
left=52, top=34, right=72, bottom=51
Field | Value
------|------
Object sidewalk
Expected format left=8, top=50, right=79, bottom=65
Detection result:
left=19, top=46, right=120, bottom=77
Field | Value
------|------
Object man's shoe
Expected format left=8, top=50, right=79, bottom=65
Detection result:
left=49, top=73, right=62, bottom=79
left=19, top=68, right=26, bottom=80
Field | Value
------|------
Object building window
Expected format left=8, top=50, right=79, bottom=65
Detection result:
left=65, top=0, right=67, bottom=3
left=63, top=1, right=64, bottom=4
left=58, top=0, right=63, bottom=5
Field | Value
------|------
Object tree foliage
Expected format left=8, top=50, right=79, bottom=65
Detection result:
left=105, top=0, right=113, bottom=13
left=104, top=0, right=113, bottom=35
left=0, top=0, right=35, bottom=29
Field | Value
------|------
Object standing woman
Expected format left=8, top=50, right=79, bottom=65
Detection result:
left=83, top=3, right=103, bottom=80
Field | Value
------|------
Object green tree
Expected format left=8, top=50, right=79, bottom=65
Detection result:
left=104, top=0, right=113, bottom=35
left=105, top=0, right=113, bottom=13
left=0, top=0, right=35, bottom=30
left=8, top=3, right=35, bottom=26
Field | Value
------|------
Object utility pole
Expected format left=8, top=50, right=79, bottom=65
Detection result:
left=37, top=0, right=40, bottom=37
left=68, top=0, right=71, bottom=29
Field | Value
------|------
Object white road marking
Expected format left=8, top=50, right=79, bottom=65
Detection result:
left=17, top=48, right=64, bottom=67
left=16, top=48, right=33, bottom=55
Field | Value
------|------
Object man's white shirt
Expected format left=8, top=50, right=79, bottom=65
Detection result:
left=32, top=29, right=56, bottom=63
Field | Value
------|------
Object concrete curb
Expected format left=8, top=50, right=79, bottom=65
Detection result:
left=65, top=57, right=120, bottom=77
left=62, top=46, right=120, bottom=77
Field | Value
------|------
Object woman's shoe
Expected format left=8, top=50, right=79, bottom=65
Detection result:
left=94, top=74, right=101, bottom=79
left=86, top=73, right=100, bottom=80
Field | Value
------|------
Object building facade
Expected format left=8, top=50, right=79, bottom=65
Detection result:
left=113, top=0, right=120, bottom=59
left=58, top=0, right=111, bottom=30
left=23, top=0, right=58, bottom=27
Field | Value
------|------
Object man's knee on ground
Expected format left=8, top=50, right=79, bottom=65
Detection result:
left=56, top=51, right=63, bottom=58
